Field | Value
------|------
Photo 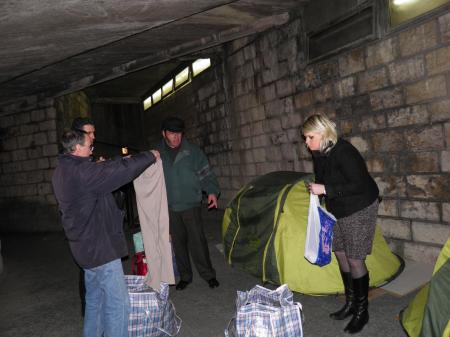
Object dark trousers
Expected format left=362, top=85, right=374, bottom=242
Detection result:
left=169, top=207, right=215, bottom=282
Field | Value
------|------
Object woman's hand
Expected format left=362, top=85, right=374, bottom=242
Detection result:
left=308, top=183, right=326, bottom=195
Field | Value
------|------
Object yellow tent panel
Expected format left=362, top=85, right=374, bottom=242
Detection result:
left=223, top=171, right=403, bottom=295
left=401, top=237, right=450, bottom=337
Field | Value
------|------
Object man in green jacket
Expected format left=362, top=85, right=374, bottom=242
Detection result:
left=157, top=116, right=220, bottom=290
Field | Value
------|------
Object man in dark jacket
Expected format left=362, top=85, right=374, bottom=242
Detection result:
left=157, top=116, right=220, bottom=291
left=52, top=129, right=159, bottom=337
left=70, top=116, right=99, bottom=316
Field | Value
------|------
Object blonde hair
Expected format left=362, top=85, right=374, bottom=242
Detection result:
left=302, top=114, right=338, bottom=153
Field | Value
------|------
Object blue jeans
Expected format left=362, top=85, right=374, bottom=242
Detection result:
left=83, top=259, right=130, bottom=337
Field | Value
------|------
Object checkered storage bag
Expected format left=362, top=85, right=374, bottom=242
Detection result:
left=126, top=275, right=181, bottom=337
left=225, top=284, right=303, bottom=337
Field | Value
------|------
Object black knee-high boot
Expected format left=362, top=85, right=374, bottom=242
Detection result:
left=345, top=273, right=369, bottom=334
left=330, top=271, right=354, bottom=320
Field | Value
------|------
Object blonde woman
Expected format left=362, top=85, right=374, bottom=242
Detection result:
left=302, top=114, right=379, bottom=334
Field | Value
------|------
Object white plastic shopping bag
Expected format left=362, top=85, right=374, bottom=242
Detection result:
left=304, top=193, right=336, bottom=266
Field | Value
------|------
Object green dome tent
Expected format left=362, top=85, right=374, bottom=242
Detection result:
left=222, top=171, right=403, bottom=295
left=400, top=236, right=450, bottom=337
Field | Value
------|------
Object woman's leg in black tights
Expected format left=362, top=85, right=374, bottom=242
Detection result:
left=330, top=250, right=355, bottom=320
left=345, top=257, right=370, bottom=333
left=348, top=257, right=368, bottom=279
left=334, top=250, right=350, bottom=272
left=334, top=251, right=368, bottom=277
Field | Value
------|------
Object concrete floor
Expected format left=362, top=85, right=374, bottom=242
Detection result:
left=0, top=210, right=415, bottom=337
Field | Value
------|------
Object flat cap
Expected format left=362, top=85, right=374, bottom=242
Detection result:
left=161, top=116, right=185, bottom=132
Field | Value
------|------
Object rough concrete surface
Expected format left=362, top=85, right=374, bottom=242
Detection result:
left=0, top=210, right=415, bottom=337
left=0, top=0, right=303, bottom=106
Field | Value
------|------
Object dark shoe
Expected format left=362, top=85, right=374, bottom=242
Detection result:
left=330, top=271, right=354, bottom=320
left=176, top=280, right=190, bottom=290
left=207, top=278, right=219, bottom=288
left=344, top=273, right=369, bottom=334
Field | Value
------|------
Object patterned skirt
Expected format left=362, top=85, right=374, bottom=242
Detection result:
left=332, top=199, right=379, bottom=259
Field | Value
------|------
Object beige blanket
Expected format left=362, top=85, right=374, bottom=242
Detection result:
left=133, top=160, right=175, bottom=290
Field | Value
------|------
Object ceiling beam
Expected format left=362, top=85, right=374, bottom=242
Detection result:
left=57, top=12, right=291, bottom=97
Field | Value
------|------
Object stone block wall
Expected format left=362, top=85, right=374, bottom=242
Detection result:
left=0, top=92, right=90, bottom=232
left=55, top=91, right=91, bottom=131
left=0, top=10, right=448, bottom=265
left=0, top=99, right=60, bottom=231
left=186, top=13, right=450, bottom=264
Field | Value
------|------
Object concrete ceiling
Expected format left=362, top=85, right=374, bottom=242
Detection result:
left=0, top=0, right=307, bottom=108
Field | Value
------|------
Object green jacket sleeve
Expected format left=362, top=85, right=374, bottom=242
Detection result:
left=195, top=147, right=220, bottom=196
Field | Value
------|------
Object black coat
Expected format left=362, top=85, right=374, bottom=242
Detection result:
left=52, top=152, right=156, bottom=268
left=313, top=138, right=379, bottom=219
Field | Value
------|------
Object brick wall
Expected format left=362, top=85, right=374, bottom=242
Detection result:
left=181, top=13, right=450, bottom=264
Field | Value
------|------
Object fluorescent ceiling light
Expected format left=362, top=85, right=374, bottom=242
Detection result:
left=192, top=58, right=211, bottom=77
left=393, top=0, right=416, bottom=5
left=152, top=88, right=162, bottom=104
left=162, top=79, right=174, bottom=96
left=175, top=67, right=189, bottom=87
left=143, top=96, right=152, bottom=110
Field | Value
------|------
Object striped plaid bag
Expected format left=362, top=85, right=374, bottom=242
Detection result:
left=225, top=284, right=303, bottom=337
left=126, top=275, right=181, bottom=337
